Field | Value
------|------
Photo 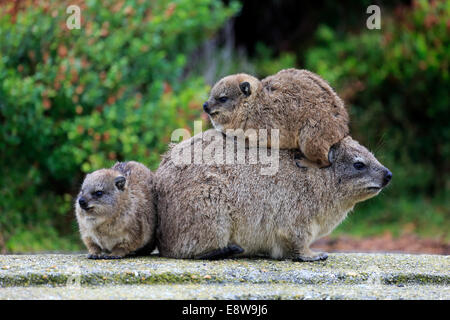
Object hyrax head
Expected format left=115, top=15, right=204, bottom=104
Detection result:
left=203, top=73, right=261, bottom=131
left=76, top=169, right=127, bottom=217
left=307, top=136, right=392, bottom=204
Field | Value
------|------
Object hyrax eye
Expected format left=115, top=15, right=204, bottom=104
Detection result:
left=217, top=96, right=228, bottom=103
left=93, top=191, right=103, bottom=197
left=353, top=162, right=366, bottom=170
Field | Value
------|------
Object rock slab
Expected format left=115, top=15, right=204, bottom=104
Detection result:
left=0, top=253, right=448, bottom=299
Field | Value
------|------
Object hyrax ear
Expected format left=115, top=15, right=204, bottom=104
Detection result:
left=239, top=81, right=251, bottom=97
left=114, top=176, right=126, bottom=191
left=328, top=145, right=337, bottom=165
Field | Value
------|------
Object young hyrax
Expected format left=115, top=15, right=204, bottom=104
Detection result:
left=75, top=161, right=156, bottom=259
left=203, top=68, right=349, bottom=168
left=155, top=130, right=392, bottom=261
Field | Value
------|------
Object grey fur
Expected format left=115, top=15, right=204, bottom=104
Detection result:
left=75, top=161, right=156, bottom=259
left=155, top=130, right=391, bottom=261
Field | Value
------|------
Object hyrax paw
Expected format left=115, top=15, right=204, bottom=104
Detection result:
left=88, top=254, right=124, bottom=260
left=317, top=160, right=332, bottom=169
left=294, top=157, right=320, bottom=169
left=294, top=252, right=328, bottom=262
left=100, top=255, right=124, bottom=260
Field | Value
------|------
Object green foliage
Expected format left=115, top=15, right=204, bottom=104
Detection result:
left=0, top=0, right=239, bottom=252
left=303, top=1, right=449, bottom=238
left=1, top=0, right=448, bottom=252
left=252, top=43, right=297, bottom=78
left=334, top=193, right=450, bottom=241
left=305, top=0, right=449, bottom=199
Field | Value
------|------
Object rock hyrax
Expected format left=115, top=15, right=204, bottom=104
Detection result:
left=155, top=130, right=392, bottom=261
left=203, top=68, right=349, bottom=168
left=75, top=161, right=156, bottom=259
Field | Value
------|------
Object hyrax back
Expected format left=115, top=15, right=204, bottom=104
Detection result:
left=75, top=161, right=156, bottom=259
left=155, top=130, right=392, bottom=261
left=203, top=68, right=349, bottom=167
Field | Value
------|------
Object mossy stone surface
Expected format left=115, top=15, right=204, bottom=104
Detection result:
left=0, top=253, right=448, bottom=299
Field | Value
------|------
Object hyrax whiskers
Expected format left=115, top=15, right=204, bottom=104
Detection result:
left=203, top=68, right=349, bottom=168
left=75, top=161, right=156, bottom=259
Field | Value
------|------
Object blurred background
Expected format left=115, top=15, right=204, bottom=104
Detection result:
left=0, top=0, right=448, bottom=254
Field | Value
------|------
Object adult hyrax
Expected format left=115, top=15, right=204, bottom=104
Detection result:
left=75, top=161, right=156, bottom=259
left=155, top=130, right=392, bottom=261
left=203, top=68, right=349, bottom=168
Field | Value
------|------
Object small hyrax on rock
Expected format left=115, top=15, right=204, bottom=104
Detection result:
left=155, top=130, right=392, bottom=261
left=75, top=161, right=156, bottom=259
left=203, top=68, right=349, bottom=168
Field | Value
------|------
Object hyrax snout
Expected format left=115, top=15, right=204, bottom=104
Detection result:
left=76, top=161, right=156, bottom=259
left=204, top=68, right=349, bottom=168
left=155, top=130, right=392, bottom=261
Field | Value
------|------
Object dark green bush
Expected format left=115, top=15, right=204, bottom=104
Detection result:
left=305, top=0, right=449, bottom=198
left=1, top=0, right=447, bottom=251
left=303, top=0, right=449, bottom=237
left=0, top=0, right=239, bottom=251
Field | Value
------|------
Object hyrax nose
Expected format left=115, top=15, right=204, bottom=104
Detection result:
left=203, top=101, right=210, bottom=114
left=382, top=169, right=393, bottom=187
left=78, top=197, right=88, bottom=209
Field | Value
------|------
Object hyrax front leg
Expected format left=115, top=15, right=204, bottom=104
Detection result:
left=83, top=237, right=103, bottom=259
left=298, top=121, right=333, bottom=168
left=95, top=245, right=129, bottom=260
left=291, top=231, right=328, bottom=262
left=294, top=153, right=321, bottom=169
left=86, top=242, right=129, bottom=260
left=294, top=247, right=328, bottom=262
left=299, top=138, right=331, bottom=169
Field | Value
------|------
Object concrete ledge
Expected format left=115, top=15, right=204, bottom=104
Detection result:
left=0, top=253, right=448, bottom=299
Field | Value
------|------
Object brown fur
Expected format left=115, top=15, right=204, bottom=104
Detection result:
left=155, top=130, right=391, bottom=261
left=75, top=161, right=156, bottom=259
left=204, top=68, right=349, bottom=167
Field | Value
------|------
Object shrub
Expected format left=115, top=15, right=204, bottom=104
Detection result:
left=305, top=0, right=449, bottom=198
left=0, top=0, right=239, bottom=251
